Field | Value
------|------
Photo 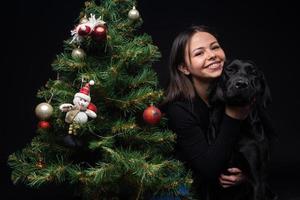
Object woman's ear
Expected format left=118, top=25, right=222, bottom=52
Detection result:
left=178, top=64, right=190, bottom=75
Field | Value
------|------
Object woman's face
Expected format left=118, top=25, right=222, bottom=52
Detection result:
left=179, top=31, right=225, bottom=81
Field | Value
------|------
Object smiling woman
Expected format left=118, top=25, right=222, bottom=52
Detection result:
left=177, top=31, right=225, bottom=103
left=161, top=25, right=277, bottom=200
left=162, top=26, right=227, bottom=106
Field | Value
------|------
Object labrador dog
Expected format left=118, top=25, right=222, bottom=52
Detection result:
left=208, top=59, right=277, bottom=200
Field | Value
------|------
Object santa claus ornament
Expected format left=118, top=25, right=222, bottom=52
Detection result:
left=59, top=80, right=97, bottom=135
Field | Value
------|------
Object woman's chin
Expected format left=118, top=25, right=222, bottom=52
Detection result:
left=206, top=71, right=222, bottom=79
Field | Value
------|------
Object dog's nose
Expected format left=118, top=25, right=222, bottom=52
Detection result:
left=235, top=79, right=249, bottom=89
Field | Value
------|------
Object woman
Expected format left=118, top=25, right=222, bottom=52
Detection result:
left=162, top=25, right=252, bottom=199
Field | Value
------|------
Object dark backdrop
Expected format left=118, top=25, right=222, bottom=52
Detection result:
left=3, top=0, right=300, bottom=199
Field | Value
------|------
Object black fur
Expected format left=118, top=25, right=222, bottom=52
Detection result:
left=208, top=59, right=277, bottom=200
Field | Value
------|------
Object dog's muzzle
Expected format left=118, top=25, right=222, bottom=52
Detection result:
left=234, top=78, right=249, bottom=89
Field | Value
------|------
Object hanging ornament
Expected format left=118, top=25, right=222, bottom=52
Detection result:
left=128, top=6, right=140, bottom=21
left=76, top=23, right=92, bottom=36
left=88, top=14, right=106, bottom=29
left=36, top=158, right=45, bottom=169
left=38, top=120, right=51, bottom=129
left=35, top=102, right=53, bottom=120
left=143, top=105, right=162, bottom=125
left=59, top=80, right=97, bottom=135
left=70, top=14, right=106, bottom=44
left=71, top=47, right=86, bottom=60
left=92, top=24, right=107, bottom=41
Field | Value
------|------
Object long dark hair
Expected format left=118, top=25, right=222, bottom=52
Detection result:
left=162, top=25, right=219, bottom=105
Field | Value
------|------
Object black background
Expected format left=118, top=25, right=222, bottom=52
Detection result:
left=2, top=0, right=300, bottom=199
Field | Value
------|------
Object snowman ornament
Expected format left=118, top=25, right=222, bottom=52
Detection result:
left=59, top=80, right=97, bottom=135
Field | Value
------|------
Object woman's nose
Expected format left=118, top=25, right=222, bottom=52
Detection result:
left=206, top=50, right=216, bottom=60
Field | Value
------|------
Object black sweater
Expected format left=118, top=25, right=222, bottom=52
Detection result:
left=165, top=95, right=243, bottom=199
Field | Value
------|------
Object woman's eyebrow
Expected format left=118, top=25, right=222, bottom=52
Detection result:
left=192, top=41, right=218, bottom=53
left=192, top=47, right=204, bottom=53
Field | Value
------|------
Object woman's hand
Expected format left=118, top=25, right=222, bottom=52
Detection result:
left=218, top=167, right=246, bottom=188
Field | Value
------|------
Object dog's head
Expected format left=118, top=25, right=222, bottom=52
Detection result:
left=209, top=59, right=271, bottom=108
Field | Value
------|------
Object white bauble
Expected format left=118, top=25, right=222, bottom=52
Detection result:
left=73, top=112, right=88, bottom=124
left=128, top=6, right=140, bottom=20
left=35, top=102, right=53, bottom=120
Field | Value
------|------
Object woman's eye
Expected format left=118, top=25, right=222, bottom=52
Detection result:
left=194, top=51, right=204, bottom=56
left=212, top=45, right=220, bottom=50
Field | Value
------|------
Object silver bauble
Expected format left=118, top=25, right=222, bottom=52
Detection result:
left=35, top=102, right=53, bottom=120
left=128, top=6, right=140, bottom=20
left=71, top=48, right=86, bottom=60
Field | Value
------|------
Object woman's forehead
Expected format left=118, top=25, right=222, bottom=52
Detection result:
left=189, top=31, right=218, bottom=50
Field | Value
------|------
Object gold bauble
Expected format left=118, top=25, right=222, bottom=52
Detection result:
left=71, top=48, right=86, bottom=60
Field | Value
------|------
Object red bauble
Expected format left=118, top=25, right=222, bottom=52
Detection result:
left=77, top=24, right=92, bottom=36
left=143, top=105, right=162, bottom=125
left=92, top=25, right=107, bottom=41
left=87, top=102, right=97, bottom=113
left=38, top=121, right=50, bottom=129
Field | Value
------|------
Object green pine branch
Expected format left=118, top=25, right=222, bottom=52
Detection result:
left=8, top=0, right=193, bottom=199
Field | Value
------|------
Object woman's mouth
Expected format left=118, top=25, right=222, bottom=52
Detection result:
left=206, top=62, right=222, bottom=71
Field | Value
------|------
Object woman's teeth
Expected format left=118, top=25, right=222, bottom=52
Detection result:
left=208, top=63, right=220, bottom=69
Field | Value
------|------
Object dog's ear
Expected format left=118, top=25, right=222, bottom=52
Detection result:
left=208, top=80, right=225, bottom=105
left=213, top=86, right=225, bottom=102
left=259, top=72, right=272, bottom=108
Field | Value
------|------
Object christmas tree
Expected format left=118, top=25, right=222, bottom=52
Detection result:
left=8, top=0, right=191, bottom=199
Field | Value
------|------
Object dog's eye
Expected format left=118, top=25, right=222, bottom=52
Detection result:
left=226, top=65, right=237, bottom=73
left=246, top=67, right=257, bottom=75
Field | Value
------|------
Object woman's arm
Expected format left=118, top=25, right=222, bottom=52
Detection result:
left=167, top=102, right=243, bottom=182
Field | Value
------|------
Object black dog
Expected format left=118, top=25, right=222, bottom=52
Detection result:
left=208, top=59, right=277, bottom=200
